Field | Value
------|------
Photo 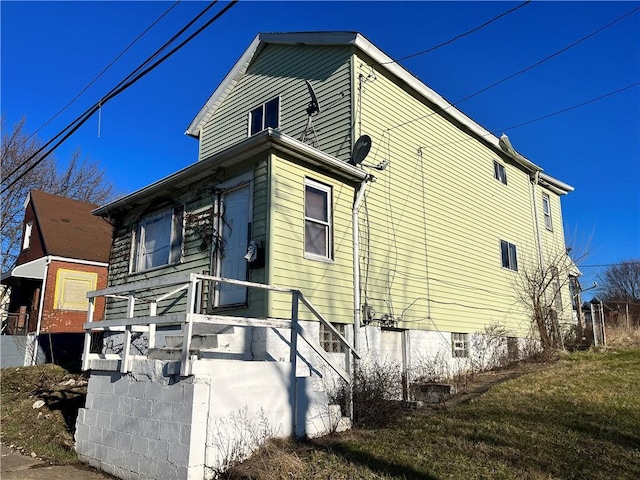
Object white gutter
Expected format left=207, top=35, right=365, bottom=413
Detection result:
left=32, top=258, right=50, bottom=366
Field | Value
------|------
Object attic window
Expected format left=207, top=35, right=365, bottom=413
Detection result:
left=249, top=97, right=280, bottom=136
left=493, top=160, right=507, bottom=185
left=22, top=221, right=33, bottom=250
left=542, top=193, right=553, bottom=231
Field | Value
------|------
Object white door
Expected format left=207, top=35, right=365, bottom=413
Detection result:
left=216, top=183, right=251, bottom=306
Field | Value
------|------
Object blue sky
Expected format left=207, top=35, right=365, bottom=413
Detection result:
left=2, top=1, right=639, bottom=294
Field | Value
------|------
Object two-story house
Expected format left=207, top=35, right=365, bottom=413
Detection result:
left=1, top=190, right=111, bottom=369
left=76, top=32, right=575, bottom=479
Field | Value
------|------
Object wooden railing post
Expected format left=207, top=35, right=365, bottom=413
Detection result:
left=290, top=290, right=300, bottom=437
left=180, top=275, right=198, bottom=376
left=81, top=297, right=95, bottom=371
left=148, top=301, right=157, bottom=349
left=121, top=293, right=135, bottom=373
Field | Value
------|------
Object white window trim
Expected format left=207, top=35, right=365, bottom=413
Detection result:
left=22, top=221, right=33, bottom=250
left=304, top=178, right=333, bottom=261
left=542, top=193, right=553, bottom=231
left=130, top=206, right=184, bottom=274
left=493, top=160, right=507, bottom=185
left=248, top=96, right=281, bottom=137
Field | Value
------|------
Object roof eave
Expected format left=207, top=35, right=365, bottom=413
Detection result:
left=94, top=130, right=365, bottom=217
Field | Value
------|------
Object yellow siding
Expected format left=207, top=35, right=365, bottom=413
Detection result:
left=352, top=55, right=570, bottom=337
left=268, top=153, right=356, bottom=323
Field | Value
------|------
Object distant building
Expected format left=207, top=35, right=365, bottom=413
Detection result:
left=1, top=190, right=112, bottom=369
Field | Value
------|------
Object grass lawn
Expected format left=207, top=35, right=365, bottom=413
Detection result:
left=224, top=348, right=640, bottom=479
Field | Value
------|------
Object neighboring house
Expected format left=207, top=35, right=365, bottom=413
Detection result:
left=76, top=32, right=576, bottom=479
left=1, top=190, right=111, bottom=369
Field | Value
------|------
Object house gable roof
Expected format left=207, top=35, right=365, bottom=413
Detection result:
left=186, top=31, right=573, bottom=195
left=29, top=190, right=112, bottom=263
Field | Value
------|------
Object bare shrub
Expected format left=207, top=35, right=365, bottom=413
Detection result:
left=331, top=361, right=404, bottom=429
left=207, top=406, right=279, bottom=477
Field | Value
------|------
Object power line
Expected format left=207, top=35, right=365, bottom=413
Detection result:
left=580, top=262, right=640, bottom=268
left=21, top=1, right=181, bottom=146
left=387, top=4, right=639, bottom=133
left=381, top=0, right=532, bottom=65
left=3, top=0, right=220, bottom=187
left=1, top=1, right=238, bottom=196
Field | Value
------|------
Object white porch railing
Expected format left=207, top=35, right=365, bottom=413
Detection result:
left=82, top=273, right=359, bottom=417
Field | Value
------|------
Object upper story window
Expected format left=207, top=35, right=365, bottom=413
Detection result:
left=249, top=97, right=280, bottom=136
left=22, top=221, right=33, bottom=250
left=132, top=206, right=184, bottom=273
left=493, top=160, right=507, bottom=185
left=500, top=239, right=518, bottom=271
left=304, top=178, right=332, bottom=260
left=542, top=193, right=553, bottom=231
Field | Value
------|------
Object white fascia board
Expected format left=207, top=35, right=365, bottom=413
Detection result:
left=47, top=256, right=109, bottom=268
left=93, top=130, right=366, bottom=217
left=539, top=172, right=574, bottom=195
left=186, top=34, right=263, bottom=138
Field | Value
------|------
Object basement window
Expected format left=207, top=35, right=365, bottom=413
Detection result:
left=451, top=333, right=469, bottom=358
left=249, top=97, right=280, bottom=136
left=320, top=322, right=346, bottom=353
left=500, top=240, right=518, bottom=272
left=132, top=207, right=184, bottom=273
left=493, top=160, right=507, bottom=185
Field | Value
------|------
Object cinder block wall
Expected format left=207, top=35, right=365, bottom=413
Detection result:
left=76, top=366, right=209, bottom=480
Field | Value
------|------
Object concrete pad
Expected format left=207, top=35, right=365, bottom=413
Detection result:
left=1, top=444, right=114, bottom=480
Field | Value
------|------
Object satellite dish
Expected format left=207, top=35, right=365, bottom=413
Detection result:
left=305, top=80, right=320, bottom=116
left=349, top=135, right=372, bottom=165
left=300, top=80, right=321, bottom=146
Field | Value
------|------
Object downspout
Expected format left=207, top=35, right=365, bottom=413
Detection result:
left=531, top=171, right=545, bottom=271
left=32, top=257, right=51, bottom=365
left=352, top=175, right=372, bottom=363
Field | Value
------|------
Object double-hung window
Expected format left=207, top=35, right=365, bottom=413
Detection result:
left=249, top=97, right=280, bottom=136
left=132, top=207, right=184, bottom=273
left=500, top=240, right=518, bottom=271
left=542, top=193, right=553, bottom=230
left=493, top=160, right=507, bottom=185
left=304, top=179, right=332, bottom=259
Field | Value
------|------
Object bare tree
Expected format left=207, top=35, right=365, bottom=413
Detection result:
left=598, top=260, right=640, bottom=327
left=1, top=117, right=115, bottom=273
left=515, top=248, right=583, bottom=351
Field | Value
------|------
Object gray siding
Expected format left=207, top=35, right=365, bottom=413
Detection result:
left=199, top=44, right=353, bottom=162
left=104, top=162, right=269, bottom=321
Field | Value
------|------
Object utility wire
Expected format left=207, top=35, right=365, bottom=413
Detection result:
left=388, top=4, right=639, bottom=133
left=380, top=0, right=531, bottom=65
left=1, top=1, right=238, bottom=196
left=20, top=1, right=181, bottom=146
left=3, top=0, right=219, bottom=187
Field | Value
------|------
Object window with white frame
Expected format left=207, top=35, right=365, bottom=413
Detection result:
left=22, top=221, right=33, bottom=250
left=493, top=160, right=507, bottom=185
left=500, top=240, right=518, bottom=271
left=320, top=322, right=346, bottom=353
left=304, top=179, right=332, bottom=259
left=249, top=97, right=280, bottom=136
left=451, top=332, right=469, bottom=358
left=542, top=193, right=553, bottom=230
left=132, top=207, right=184, bottom=273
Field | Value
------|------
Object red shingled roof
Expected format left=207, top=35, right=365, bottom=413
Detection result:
left=30, top=190, right=112, bottom=263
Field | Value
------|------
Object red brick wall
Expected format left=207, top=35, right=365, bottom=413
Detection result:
left=39, top=260, right=107, bottom=334
left=16, top=200, right=46, bottom=265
